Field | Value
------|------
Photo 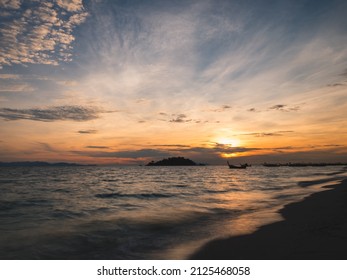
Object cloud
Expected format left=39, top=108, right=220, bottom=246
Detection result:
left=69, top=141, right=347, bottom=164
left=85, top=146, right=109, bottom=149
left=268, top=104, right=300, bottom=112
left=72, top=145, right=258, bottom=160
left=167, top=113, right=204, bottom=123
left=341, top=68, right=347, bottom=78
left=327, top=83, right=345, bottom=87
left=0, top=0, right=21, bottom=9
left=237, top=131, right=294, bottom=137
left=208, top=105, right=232, bottom=112
left=0, top=0, right=88, bottom=67
left=0, top=76, right=31, bottom=95
left=0, top=105, right=103, bottom=122
left=37, top=142, right=58, bottom=153
left=72, top=0, right=347, bottom=134
left=0, top=74, right=21, bottom=79
left=56, top=0, right=83, bottom=12
left=1, top=1, right=347, bottom=166
left=77, top=130, right=98, bottom=134
left=248, top=104, right=301, bottom=113
left=150, top=144, right=192, bottom=148
left=322, top=144, right=344, bottom=147
left=0, top=83, right=35, bottom=92
left=169, top=114, right=192, bottom=123
left=192, top=144, right=260, bottom=154
left=159, top=143, right=260, bottom=156
left=74, top=149, right=171, bottom=159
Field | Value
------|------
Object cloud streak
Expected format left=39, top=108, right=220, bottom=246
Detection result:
left=85, top=146, right=109, bottom=149
left=0, top=82, right=35, bottom=92
left=73, top=149, right=171, bottom=159
left=77, top=130, right=98, bottom=134
left=0, top=105, right=102, bottom=122
left=73, top=143, right=262, bottom=160
left=236, top=131, right=294, bottom=137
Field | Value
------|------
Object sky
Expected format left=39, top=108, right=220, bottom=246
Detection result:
left=1, top=0, right=347, bottom=165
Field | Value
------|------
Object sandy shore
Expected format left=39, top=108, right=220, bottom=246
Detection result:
left=190, top=179, right=347, bottom=259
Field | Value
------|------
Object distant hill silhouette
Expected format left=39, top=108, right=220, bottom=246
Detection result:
left=0, top=161, right=91, bottom=167
left=146, top=157, right=202, bottom=166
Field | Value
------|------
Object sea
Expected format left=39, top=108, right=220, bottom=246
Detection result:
left=0, top=165, right=346, bottom=260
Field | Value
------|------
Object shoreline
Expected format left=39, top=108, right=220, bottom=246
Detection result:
left=190, top=178, right=347, bottom=259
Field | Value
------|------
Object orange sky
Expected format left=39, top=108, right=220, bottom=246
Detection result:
left=1, top=0, right=347, bottom=164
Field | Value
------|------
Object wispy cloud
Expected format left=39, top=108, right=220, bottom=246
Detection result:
left=150, top=144, right=191, bottom=148
left=0, top=74, right=21, bottom=79
left=77, top=130, right=98, bottom=134
left=0, top=83, right=35, bottom=92
left=237, top=131, right=294, bottom=137
left=0, top=73, right=36, bottom=93
left=326, top=83, right=345, bottom=87
left=85, top=146, right=109, bottom=149
left=37, top=142, right=58, bottom=153
left=340, top=68, right=347, bottom=78
left=207, top=105, right=232, bottom=112
left=0, top=0, right=88, bottom=67
left=0, top=105, right=103, bottom=122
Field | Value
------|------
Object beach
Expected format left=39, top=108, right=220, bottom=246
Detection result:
left=190, top=178, right=347, bottom=259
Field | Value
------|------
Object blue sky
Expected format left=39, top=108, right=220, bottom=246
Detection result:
left=1, top=0, right=347, bottom=164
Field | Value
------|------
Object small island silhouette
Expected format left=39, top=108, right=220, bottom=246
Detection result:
left=146, top=157, right=204, bottom=166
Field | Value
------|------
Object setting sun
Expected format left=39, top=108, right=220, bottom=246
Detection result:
left=221, top=152, right=238, bottom=158
left=215, top=137, right=241, bottom=147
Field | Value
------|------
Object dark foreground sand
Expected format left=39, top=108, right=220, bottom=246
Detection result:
left=190, top=179, right=347, bottom=259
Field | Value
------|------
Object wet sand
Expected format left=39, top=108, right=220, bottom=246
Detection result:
left=190, top=179, right=347, bottom=259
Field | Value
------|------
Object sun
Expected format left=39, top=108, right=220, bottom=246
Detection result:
left=215, top=137, right=241, bottom=147
left=213, top=137, right=242, bottom=158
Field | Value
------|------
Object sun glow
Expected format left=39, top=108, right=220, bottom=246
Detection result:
left=221, top=152, right=238, bottom=158
left=215, top=137, right=241, bottom=147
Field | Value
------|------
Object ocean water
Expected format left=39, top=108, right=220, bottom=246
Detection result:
left=0, top=165, right=346, bottom=260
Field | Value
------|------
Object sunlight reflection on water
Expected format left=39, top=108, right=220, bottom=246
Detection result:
left=0, top=165, right=346, bottom=259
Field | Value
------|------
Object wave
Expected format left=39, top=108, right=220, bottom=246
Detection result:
left=95, top=192, right=174, bottom=199
left=298, top=176, right=344, bottom=187
left=101, top=179, right=119, bottom=182
left=206, top=188, right=241, bottom=194
left=170, top=184, right=188, bottom=188
left=52, top=188, right=71, bottom=193
left=0, top=199, right=51, bottom=210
